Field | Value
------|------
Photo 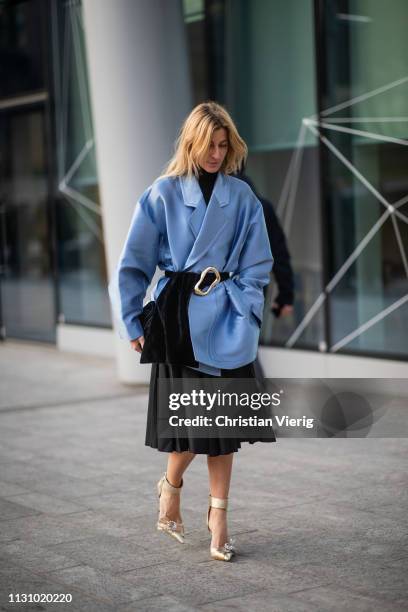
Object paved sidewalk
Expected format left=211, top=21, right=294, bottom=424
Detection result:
left=0, top=341, right=407, bottom=611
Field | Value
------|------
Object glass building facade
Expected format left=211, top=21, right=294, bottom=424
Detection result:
left=0, top=0, right=407, bottom=362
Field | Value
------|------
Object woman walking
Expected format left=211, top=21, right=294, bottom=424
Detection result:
left=109, top=101, right=276, bottom=561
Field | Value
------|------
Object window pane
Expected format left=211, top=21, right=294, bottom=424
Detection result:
left=51, top=0, right=110, bottom=327
left=322, top=0, right=408, bottom=357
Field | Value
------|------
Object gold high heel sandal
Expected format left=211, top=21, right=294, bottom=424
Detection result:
left=206, top=494, right=236, bottom=561
left=156, top=473, right=185, bottom=544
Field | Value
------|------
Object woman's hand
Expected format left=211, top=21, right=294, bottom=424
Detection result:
left=130, top=336, right=145, bottom=353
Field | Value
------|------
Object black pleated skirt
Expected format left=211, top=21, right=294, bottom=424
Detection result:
left=145, top=361, right=277, bottom=456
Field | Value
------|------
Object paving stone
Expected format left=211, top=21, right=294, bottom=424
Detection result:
left=200, top=589, right=324, bottom=611
left=0, top=342, right=130, bottom=411
left=0, top=499, right=41, bottom=522
left=200, top=584, right=408, bottom=612
left=45, top=533, right=173, bottom=573
left=381, top=554, right=408, bottom=570
left=3, top=474, right=108, bottom=501
left=0, top=510, right=140, bottom=546
left=0, top=482, right=32, bottom=497
left=293, top=559, right=408, bottom=605
left=0, top=492, right=89, bottom=516
left=64, top=490, right=153, bottom=518
left=0, top=462, right=73, bottom=487
left=288, top=583, right=408, bottom=612
left=45, top=564, right=155, bottom=605
left=24, top=457, right=109, bottom=480
left=120, top=594, right=199, bottom=612
left=0, top=540, right=87, bottom=573
left=119, top=561, right=261, bottom=606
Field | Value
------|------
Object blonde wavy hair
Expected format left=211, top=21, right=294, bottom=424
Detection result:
left=160, top=101, right=247, bottom=178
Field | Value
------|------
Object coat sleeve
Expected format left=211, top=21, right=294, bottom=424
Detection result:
left=232, top=199, right=274, bottom=326
left=108, top=188, right=161, bottom=341
left=261, top=198, right=294, bottom=306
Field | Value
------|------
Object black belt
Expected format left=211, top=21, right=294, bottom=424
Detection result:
left=140, top=267, right=232, bottom=366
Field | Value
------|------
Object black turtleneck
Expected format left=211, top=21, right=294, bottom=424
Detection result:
left=198, top=167, right=218, bottom=205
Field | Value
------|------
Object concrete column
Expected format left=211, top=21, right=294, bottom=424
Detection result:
left=82, top=0, right=192, bottom=382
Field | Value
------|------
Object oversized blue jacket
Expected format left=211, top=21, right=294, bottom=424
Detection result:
left=108, top=171, right=274, bottom=375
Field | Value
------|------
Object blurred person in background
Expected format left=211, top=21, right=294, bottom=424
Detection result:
left=236, top=169, right=295, bottom=386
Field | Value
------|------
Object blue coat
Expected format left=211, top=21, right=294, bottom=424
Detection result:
left=108, top=171, right=274, bottom=375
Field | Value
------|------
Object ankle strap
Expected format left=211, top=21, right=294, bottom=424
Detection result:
left=162, top=473, right=183, bottom=493
left=209, top=494, right=228, bottom=510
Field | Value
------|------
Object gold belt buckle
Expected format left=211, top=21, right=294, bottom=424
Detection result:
left=193, top=266, right=221, bottom=296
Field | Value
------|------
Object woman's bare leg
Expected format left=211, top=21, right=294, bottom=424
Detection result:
left=159, top=451, right=195, bottom=523
left=207, top=453, right=234, bottom=547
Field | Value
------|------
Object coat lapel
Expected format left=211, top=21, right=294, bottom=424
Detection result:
left=179, top=172, right=230, bottom=269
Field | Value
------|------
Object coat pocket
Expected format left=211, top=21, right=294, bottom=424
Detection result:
left=209, top=286, right=260, bottom=364
left=250, top=310, right=262, bottom=328
left=226, top=279, right=263, bottom=328
left=224, top=279, right=251, bottom=318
